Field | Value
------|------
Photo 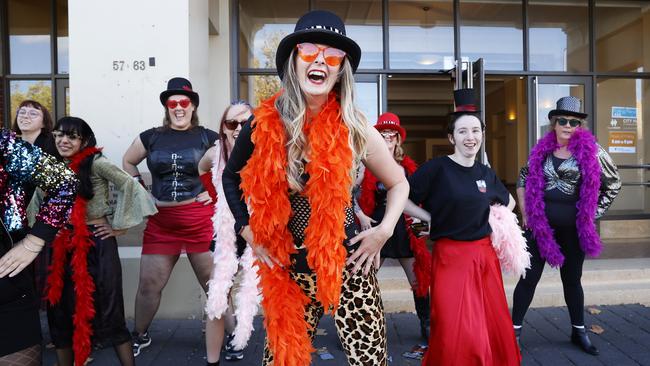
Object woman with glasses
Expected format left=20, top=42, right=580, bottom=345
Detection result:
left=122, top=77, right=217, bottom=357
left=46, top=117, right=156, bottom=366
left=0, top=128, right=77, bottom=366
left=512, top=96, right=621, bottom=355
left=12, top=100, right=59, bottom=158
left=199, top=101, right=259, bottom=366
left=222, top=10, right=408, bottom=366
left=13, top=100, right=62, bottom=309
left=356, top=112, right=431, bottom=340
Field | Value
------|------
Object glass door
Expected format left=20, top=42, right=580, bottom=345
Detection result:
left=529, top=76, right=592, bottom=144
left=354, top=74, right=383, bottom=125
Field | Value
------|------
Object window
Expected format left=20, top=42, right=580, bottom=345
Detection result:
left=388, top=0, right=454, bottom=70
left=239, top=0, right=309, bottom=70
left=595, top=1, right=650, bottom=73
left=313, top=0, right=383, bottom=69
left=8, top=0, right=52, bottom=74
left=596, top=77, right=650, bottom=214
left=528, top=0, right=589, bottom=72
left=460, top=0, right=523, bottom=71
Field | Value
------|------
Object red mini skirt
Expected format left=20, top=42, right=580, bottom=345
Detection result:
left=423, top=236, right=521, bottom=366
left=142, top=202, right=213, bottom=255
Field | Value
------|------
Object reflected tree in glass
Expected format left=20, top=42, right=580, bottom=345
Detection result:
left=10, top=81, right=53, bottom=118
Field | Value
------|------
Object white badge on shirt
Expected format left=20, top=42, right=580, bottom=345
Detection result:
left=476, top=180, right=487, bottom=193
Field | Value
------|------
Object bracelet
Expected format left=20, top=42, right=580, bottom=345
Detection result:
left=22, top=239, right=43, bottom=253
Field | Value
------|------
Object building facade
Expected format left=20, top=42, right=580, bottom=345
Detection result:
left=2, top=0, right=650, bottom=247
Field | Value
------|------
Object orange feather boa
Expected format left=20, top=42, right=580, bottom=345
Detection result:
left=46, top=146, right=101, bottom=366
left=240, top=92, right=353, bottom=366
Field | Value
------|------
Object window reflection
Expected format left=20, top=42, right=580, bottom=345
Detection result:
left=239, top=75, right=282, bottom=107
left=595, top=1, right=650, bottom=73
left=460, top=0, right=523, bottom=71
left=313, top=1, right=383, bottom=69
left=57, top=0, right=69, bottom=74
left=239, top=0, right=308, bottom=69
left=9, top=0, right=52, bottom=74
left=528, top=0, right=589, bottom=72
left=389, top=0, right=454, bottom=70
left=356, top=81, right=379, bottom=124
left=9, top=80, right=53, bottom=119
left=596, top=78, right=650, bottom=214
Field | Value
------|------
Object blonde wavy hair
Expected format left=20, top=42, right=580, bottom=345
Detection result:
left=276, top=51, right=369, bottom=192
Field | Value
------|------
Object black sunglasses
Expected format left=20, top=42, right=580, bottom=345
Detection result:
left=555, top=117, right=582, bottom=128
left=223, top=114, right=253, bottom=131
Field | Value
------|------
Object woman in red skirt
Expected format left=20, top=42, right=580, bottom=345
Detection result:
left=405, top=89, right=521, bottom=366
left=122, top=77, right=217, bottom=357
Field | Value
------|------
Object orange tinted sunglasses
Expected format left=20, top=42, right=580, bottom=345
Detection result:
left=296, top=42, right=346, bottom=67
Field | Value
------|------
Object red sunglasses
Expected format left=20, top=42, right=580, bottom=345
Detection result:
left=166, top=98, right=192, bottom=109
left=296, top=42, right=346, bottom=67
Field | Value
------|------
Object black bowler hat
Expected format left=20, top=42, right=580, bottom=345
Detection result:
left=547, top=96, right=587, bottom=120
left=275, top=10, right=362, bottom=80
left=451, top=88, right=479, bottom=114
left=159, top=77, right=200, bottom=107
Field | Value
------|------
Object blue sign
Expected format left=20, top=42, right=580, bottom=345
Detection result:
left=611, top=106, right=637, bottom=119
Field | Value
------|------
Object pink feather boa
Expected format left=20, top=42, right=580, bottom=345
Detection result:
left=205, top=142, right=261, bottom=350
left=524, top=129, right=602, bottom=267
left=489, top=204, right=531, bottom=278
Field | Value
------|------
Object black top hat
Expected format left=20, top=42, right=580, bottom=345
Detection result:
left=275, top=10, right=362, bottom=80
left=451, top=88, right=479, bottom=114
left=159, top=77, right=200, bottom=107
left=547, top=96, right=587, bottom=120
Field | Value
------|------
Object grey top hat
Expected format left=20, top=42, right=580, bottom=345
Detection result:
left=548, top=96, right=587, bottom=120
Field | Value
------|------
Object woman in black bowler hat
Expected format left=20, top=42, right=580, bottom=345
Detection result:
left=122, top=77, right=218, bottom=358
left=222, top=10, right=409, bottom=366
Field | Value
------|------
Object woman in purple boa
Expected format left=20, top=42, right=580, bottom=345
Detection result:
left=511, top=96, right=621, bottom=356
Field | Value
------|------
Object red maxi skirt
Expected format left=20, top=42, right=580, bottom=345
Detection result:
left=423, top=236, right=521, bottom=366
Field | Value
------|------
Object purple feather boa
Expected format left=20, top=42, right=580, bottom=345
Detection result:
left=524, top=129, right=602, bottom=267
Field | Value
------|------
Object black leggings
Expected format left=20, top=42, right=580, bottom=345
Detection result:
left=512, top=225, right=586, bottom=326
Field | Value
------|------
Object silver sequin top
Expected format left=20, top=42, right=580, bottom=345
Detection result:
left=518, top=144, right=621, bottom=218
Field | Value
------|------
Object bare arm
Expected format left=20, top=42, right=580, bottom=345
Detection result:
left=404, top=199, right=431, bottom=222
left=122, top=136, right=147, bottom=176
left=348, top=128, right=409, bottom=274
left=198, top=145, right=217, bottom=175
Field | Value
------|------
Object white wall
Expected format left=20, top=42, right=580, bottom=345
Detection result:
left=208, top=0, right=232, bottom=124
left=68, top=0, right=230, bottom=168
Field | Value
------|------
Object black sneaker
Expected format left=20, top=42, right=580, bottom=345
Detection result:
left=224, top=334, right=244, bottom=361
left=132, top=331, right=152, bottom=357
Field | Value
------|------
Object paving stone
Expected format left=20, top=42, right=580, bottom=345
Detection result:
left=40, top=305, right=650, bottom=365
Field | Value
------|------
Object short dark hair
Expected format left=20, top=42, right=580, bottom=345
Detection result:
left=12, top=99, right=54, bottom=134
left=447, top=112, right=484, bottom=135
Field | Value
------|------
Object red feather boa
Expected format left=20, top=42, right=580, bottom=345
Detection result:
left=358, top=156, right=431, bottom=297
left=240, top=92, right=352, bottom=366
left=46, top=146, right=102, bottom=366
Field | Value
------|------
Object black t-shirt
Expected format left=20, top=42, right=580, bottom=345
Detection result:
left=408, top=156, right=510, bottom=241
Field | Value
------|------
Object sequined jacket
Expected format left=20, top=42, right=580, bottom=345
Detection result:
left=517, top=144, right=621, bottom=218
left=0, top=129, right=78, bottom=243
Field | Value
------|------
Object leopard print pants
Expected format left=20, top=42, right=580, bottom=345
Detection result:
left=262, top=268, right=388, bottom=366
